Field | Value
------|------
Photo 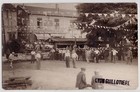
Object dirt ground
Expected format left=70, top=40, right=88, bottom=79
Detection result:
left=2, top=59, right=138, bottom=90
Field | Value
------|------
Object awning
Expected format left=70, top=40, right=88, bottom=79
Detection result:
left=35, top=34, right=51, bottom=40
left=51, top=38, right=87, bottom=42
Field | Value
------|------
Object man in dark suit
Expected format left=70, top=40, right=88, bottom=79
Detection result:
left=76, top=68, right=87, bottom=89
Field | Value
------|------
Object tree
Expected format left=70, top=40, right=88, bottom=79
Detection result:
left=76, top=3, right=137, bottom=47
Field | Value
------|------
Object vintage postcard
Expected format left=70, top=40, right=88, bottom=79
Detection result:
left=1, top=3, right=138, bottom=90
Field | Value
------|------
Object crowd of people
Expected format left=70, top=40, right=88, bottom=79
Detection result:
left=4, top=38, right=137, bottom=70
left=3, top=40, right=137, bottom=90
left=46, top=45, right=135, bottom=64
left=27, top=43, right=135, bottom=69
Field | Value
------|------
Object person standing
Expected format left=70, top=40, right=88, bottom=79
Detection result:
left=108, top=48, right=112, bottom=62
left=112, top=48, right=118, bottom=63
left=8, top=52, right=18, bottom=75
left=58, top=49, right=61, bottom=61
left=55, top=48, right=59, bottom=60
left=5, top=48, right=10, bottom=60
left=71, top=50, right=78, bottom=68
left=94, top=48, right=100, bottom=63
left=50, top=48, right=55, bottom=60
left=122, top=48, right=126, bottom=61
left=76, top=47, right=81, bottom=61
left=9, top=52, right=15, bottom=69
left=62, top=48, right=66, bottom=61
left=35, top=51, right=41, bottom=70
left=117, top=48, right=122, bottom=61
left=126, top=48, right=133, bottom=64
left=76, top=68, right=87, bottom=89
left=65, top=49, right=70, bottom=68
left=91, top=48, right=95, bottom=63
left=91, top=71, right=104, bottom=89
left=31, top=50, right=36, bottom=63
left=85, top=48, right=90, bottom=63
left=104, top=48, right=109, bottom=62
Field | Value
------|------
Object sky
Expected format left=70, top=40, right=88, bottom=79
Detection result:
left=23, top=3, right=78, bottom=11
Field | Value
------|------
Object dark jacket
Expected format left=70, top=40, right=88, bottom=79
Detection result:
left=76, top=71, right=87, bottom=89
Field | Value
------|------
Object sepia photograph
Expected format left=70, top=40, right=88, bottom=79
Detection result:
left=1, top=3, right=138, bottom=90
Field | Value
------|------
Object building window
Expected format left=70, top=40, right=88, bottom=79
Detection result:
left=37, top=18, right=42, bottom=28
left=54, top=19, right=59, bottom=29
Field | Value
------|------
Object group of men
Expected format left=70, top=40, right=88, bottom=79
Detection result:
left=47, top=45, right=134, bottom=65
left=76, top=68, right=104, bottom=89
left=23, top=40, right=134, bottom=65
left=50, top=44, right=133, bottom=65
left=64, top=49, right=78, bottom=68
left=30, top=50, right=42, bottom=70
left=6, top=49, right=42, bottom=70
left=81, top=46, right=133, bottom=64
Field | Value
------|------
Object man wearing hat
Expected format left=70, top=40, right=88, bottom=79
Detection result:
left=76, top=68, right=87, bottom=89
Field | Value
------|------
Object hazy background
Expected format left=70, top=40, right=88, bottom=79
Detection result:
left=23, top=3, right=78, bottom=11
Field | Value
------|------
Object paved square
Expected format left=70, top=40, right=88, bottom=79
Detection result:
left=2, top=59, right=138, bottom=90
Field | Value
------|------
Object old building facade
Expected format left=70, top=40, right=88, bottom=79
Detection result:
left=2, top=4, right=17, bottom=44
left=25, top=6, right=85, bottom=41
left=2, top=4, right=87, bottom=53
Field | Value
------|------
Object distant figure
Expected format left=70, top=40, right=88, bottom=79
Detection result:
left=76, top=68, right=87, bottom=89
left=59, top=49, right=62, bottom=61
left=65, top=50, right=71, bottom=68
left=8, top=52, right=18, bottom=75
left=104, top=48, right=109, bottom=62
left=112, top=48, right=118, bottom=63
left=126, top=48, right=133, bottom=64
left=71, top=50, right=78, bottom=68
left=108, top=48, right=112, bottom=62
left=76, top=47, right=81, bottom=61
left=5, top=48, right=10, bottom=59
left=35, top=51, right=41, bottom=70
left=62, top=48, right=66, bottom=60
left=85, top=48, right=91, bottom=63
left=31, top=50, right=36, bottom=63
left=91, top=71, right=104, bottom=89
left=91, top=48, right=95, bottom=63
left=94, top=49, right=100, bottom=63
left=50, top=48, right=55, bottom=60
left=9, top=52, right=15, bottom=69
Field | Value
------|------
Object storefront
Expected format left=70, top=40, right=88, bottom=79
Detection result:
left=51, top=38, right=87, bottom=48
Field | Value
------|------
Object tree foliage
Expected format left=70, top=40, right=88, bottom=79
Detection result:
left=76, top=3, right=137, bottom=14
left=76, top=3, right=137, bottom=47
